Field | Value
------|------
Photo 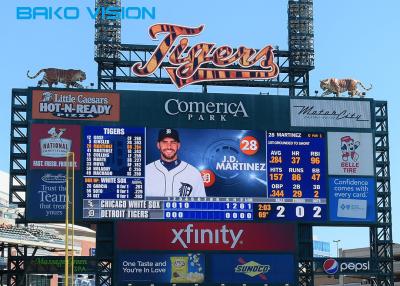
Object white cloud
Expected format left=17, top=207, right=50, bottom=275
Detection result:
left=0, top=170, right=9, bottom=194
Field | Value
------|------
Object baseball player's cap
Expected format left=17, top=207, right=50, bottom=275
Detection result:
left=158, top=128, right=180, bottom=142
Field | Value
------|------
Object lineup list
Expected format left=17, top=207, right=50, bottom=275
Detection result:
left=83, top=127, right=145, bottom=206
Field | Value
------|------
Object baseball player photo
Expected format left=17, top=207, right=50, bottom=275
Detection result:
left=145, top=128, right=206, bottom=198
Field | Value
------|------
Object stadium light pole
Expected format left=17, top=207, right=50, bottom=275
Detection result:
left=333, top=239, right=341, bottom=257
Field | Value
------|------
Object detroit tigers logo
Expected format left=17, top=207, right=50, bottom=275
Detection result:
left=179, top=182, right=193, bottom=197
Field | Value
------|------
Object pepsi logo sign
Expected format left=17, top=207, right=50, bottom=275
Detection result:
left=323, top=258, right=339, bottom=275
left=322, top=258, right=370, bottom=275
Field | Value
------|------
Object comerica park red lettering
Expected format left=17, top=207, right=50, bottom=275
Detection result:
left=131, top=23, right=279, bottom=88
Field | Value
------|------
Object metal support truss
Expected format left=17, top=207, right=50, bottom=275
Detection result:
left=9, top=89, right=28, bottom=215
left=96, top=223, right=114, bottom=286
left=370, top=101, right=394, bottom=285
left=7, top=89, right=29, bottom=285
left=288, top=0, right=314, bottom=97
left=298, top=224, right=314, bottom=286
left=95, top=3, right=314, bottom=95
left=7, top=245, right=28, bottom=286
left=95, top=0, right=121, bottom=90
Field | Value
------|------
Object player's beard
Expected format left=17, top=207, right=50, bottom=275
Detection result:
left=160, top=148, right=178, bottom=161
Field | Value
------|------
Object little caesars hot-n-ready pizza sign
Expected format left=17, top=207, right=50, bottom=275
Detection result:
left=32, top=90, right=120, bottom=121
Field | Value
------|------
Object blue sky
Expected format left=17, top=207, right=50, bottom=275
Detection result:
left=1, top=0, right=399, bottom=254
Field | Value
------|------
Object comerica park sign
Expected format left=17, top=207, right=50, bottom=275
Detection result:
left=131, top=23, right=279, bottom=88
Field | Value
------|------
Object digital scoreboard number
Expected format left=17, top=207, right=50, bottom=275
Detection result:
left=255, top=132, right=326, bottom=221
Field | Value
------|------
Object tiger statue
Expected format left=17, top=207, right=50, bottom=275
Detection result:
left=27, top=68, right=86, bottom=88
left=320, top=78, right=372, bottom=97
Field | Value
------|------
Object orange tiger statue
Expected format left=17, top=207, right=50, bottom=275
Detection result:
left=320, top=78, right=372, bottom=97
left=27, top=68, right=86, bottom=88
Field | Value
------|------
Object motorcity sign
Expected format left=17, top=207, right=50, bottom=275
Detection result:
left=314, top=258, right=372, bottom=275
left=290, top=98, right=371, bottom=129
left=131, top=23, right=279, bottom=89
left=116, top=222, right=296, bottom=251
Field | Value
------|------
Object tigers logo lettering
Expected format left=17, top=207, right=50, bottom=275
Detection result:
left=178, top=182, right=193, bottom=197
left=132, top=24, right=279, bottom=88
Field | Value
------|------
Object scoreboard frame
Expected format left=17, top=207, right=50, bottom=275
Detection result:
left=24, top=87, right=377, bottom=226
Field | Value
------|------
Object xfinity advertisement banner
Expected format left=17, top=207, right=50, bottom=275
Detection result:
left=329, top=177, right=376, bottom=222
left=116, top=222, right=296, bottom=251
left=290, top=98, right=371, bottom=128
left=209, top=253, right=294, bottom=284
left=327, top=132, right=374, bottom=176
left=117, top=253, right=205, bottom=284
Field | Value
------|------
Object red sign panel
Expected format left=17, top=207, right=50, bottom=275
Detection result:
left=116, top=222, right=296, bottom=251
left=32, top=90, right=120, bottom=121
left=30, top=123, right=81, bottom=170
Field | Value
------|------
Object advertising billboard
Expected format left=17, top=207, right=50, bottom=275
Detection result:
left=26, top=170, right=67, bottom=220
left=115, top=252, right=294, bottom=285
left=209, top=253, right=294, bottom=284
left=329, top=177, right=376, bottom=222
left=327, top=132, right=374, bottom=176
left=31, top=89, right=120, bottom=121
left=24, top=256, right=96, bottom=274
left=116, top=222, right=296, bottom=251
left=26, top=88, right=377, bottom=224
left=30, top=123, right=81, bottom=170
left=117, top=253, right=205, bottom=284
left=290, top=98, right=371, bottom=128
left=314, top=257, right=372, bottom=275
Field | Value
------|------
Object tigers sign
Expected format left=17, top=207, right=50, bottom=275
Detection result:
left=32, top=90, right=120, bottom=121
left=131, top=23, right=279, bottom=88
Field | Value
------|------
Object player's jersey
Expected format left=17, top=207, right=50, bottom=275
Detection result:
left=145, top=160, right=206, bottom=197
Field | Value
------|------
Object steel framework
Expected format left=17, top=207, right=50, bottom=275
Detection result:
left=370, top=101, right=394, bottom=285
left=6, top=0, right=394, bottom=285
left=95, top=2, right=315, bottom=97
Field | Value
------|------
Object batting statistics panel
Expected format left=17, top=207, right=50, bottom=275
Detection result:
left=26, top=89, right=377, bottom=224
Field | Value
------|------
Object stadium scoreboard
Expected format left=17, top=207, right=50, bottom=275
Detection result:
left=27, top=89, right=376, bottom=224
left=83, top=130, right=327, bottom=221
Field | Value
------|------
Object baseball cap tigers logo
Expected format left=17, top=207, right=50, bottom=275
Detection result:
left=158, top=128, right=180, bottom=142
